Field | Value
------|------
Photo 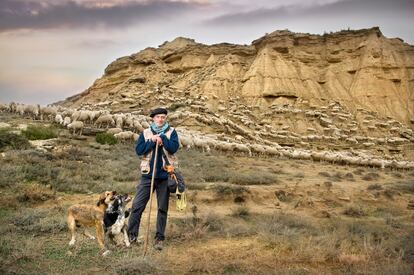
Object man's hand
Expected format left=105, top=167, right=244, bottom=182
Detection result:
left=151, top=135, right=163, bottom=145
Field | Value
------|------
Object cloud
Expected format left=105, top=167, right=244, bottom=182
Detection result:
left=203, top=0, right=414, bottom=42
left=75, top=38, right=120, bottom=48
left=0, top=0, right=206, bottom=32
left=205, top=0, right=413, bottom=26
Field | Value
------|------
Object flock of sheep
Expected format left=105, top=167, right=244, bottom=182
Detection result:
left=1, top=101, right=413, bottom=170
left=1, top=102, right=146, bottom=142
left=177, top=128, right=414, bottom=169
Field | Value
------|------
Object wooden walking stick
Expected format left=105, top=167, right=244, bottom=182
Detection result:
left=143, top=142, right=159, bottom=257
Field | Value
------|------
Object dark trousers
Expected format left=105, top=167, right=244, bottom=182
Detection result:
left=128, top=177, right=170, bottom=241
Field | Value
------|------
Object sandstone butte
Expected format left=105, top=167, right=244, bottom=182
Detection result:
left=58, top=27, right=413, bottom=127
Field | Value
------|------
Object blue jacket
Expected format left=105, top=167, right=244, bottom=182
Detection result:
left=135, top=129, right=179, bottom=179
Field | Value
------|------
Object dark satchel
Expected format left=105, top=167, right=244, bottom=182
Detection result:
left=174, top=170, right=185, bottom=193
left=167, top=173, right=177, bottom=193
left=166, top=168, right=186, bottom=193
left=162, top=149, right=186, bottom=193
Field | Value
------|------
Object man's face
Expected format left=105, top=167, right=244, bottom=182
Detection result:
left=153, top=114, right=167, bottom=127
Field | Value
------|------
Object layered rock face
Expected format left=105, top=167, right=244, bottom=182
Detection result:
left=59, top=27, right=413, bottom=125
left=54, top=27, right=414, bottom=163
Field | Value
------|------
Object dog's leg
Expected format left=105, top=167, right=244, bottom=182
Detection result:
left=123, top=226, right=131, bottom=247
left=105, top=229, right=116, bottom=247
left=67, top=214, right=76, bottom=246
left=83, top=229, right=96, bottom=240
left=96, top=221, right=110, bottom=256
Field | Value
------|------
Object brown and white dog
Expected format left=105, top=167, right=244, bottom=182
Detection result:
left=67, top=191, right=116, bottom=255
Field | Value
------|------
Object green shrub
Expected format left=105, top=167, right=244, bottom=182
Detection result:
left=95, top=133, right=117, bottom=145
left=22, top=125, right=58, bottom=140
left=0, top=129, right=30, bottom=151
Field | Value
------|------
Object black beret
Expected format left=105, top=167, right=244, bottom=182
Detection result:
left=149, top=107, right=168, bottom=118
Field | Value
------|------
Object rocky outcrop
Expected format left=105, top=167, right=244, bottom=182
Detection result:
left=58, top=27, right=413, bottom=126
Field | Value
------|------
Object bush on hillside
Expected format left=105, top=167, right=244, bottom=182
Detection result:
left=0, top=129, right=31, bottom=151
left=96, top=133, right=117, bottom=145
left=22, top=125, right=58, bottom=140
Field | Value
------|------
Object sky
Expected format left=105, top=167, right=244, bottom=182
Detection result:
left=0, top=0, right=413, bottom=105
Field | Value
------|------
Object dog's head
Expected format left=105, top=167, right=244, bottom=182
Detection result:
left=106, top=194, right=131, bottom=213
left=97, top=190, right=117, bottom=206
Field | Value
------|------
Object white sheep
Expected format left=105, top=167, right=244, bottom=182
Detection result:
left=40, top=106, right=58, bottom=121
left=67, top=121, right=84, bottom=135
left=215, top=141, right=233, bottom=152
left=179, top=134, right=194, bottom=150
left=124, top=114, right=134, bottom=128
left=168, top=112, right=184, bottom=121
left=250, top=144, right=266, bottom=156
left=140, top=120, right=150, bottom=128
left=231, top=143, right=252, bottom=156
left=9, top=102, right=17, bottom=113
left=132, top=119, right=144, bottom=133
left=23, top=104, right=40, bottom=119
left=262, top=145, right=280, bottom=157
left=62, top=116, right=71, bottom=126
left=72, top=110, right=91, bottom=123
left=16, top=103, right=25, bottom=116
left=88, top=110, right=101, bottom=123
left=0, top=103, right=9, bottom=112
left=192, top=136, right=211, bottom=152
left=107, top=128, right=123, bottom=135
left=113, top=113, right=125, bottom=129
left=234, top=135, right=244, bottom=142
left=62, top=108, right=75, bottom=117
left=55, top=114, right=63, bottom=125
left=95, top=114, right=115, bottom=129
left=114, top=131, right=135, bottom=143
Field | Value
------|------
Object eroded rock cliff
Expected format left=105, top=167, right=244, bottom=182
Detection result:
left=60, top=27, right=413, bottom=125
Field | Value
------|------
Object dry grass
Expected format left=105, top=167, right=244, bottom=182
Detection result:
left=367, top=183, right=383, bottom=190
left=362, top=172, right=380, bottom=181
left=342, top=205, right=368, bottom=217
left=229, top=169, right=278, bottom=185
left=0, top=143, right=137, bottom=193
left=16, top=183, right=56, bottom=203
left=211, top=183, right=249, bottom=200
left=318, top=170, right=354, bottom=182
left=0, top=128, right=31, bottom=151
left=0, top=114, right=413, bottom=274
left=231, top=205, right=250, bottom=218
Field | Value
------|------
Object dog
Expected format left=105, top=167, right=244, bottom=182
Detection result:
left=104, top=194, right=131, bottom=248
left=67, top=190, right=116, bottom=255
